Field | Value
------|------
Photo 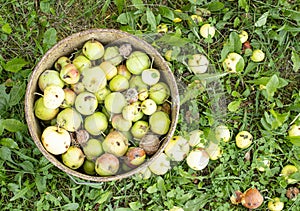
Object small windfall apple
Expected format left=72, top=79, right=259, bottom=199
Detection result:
left=95, top=153, right=120, bottom=176
left=187, top=54, right=209, bottom=74
left=60, top=64, right=80, bottom=84
left=200, top=23, right=216, bottom=38
left=102, top=130, right=129, bottom=157
left=72, top=55, right=92, bottom=72
left=43, top=85, right=65, bottom=109
left=82, top=40, right=105, bottom=60
left=56, top=107, right=82, bottom=132
left=148, top=152, right=171, bottom=175
left=222, top=52, right=245, bottom=73
left=84, top=112, right=108, bottom=135
left=62, top=146, right=85, bottom=169
left=126, top=51, right=150, bottom=75
left=34, top=97, right=59, bottom=121
left=38, top=70, right=64, bottom=92
left=75, top=91, right=98, bottom=115
left=81, top=66, right=107, bottom=93
left=164, top=136, right=190, bottom=162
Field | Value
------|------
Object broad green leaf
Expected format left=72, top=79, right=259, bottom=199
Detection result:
left=10, top=183, right=35, bottom=201
left=3, top=58, right=28, bottom=73
left=113, top=0, right=125, bottom=14
left=255, top=12, right=269, bottom=27
left=61, top=203, right=79, bottom=210
left=2, top=23, right=12, bottom=34
left=265, top=74, right=279, bottom=101
left=238, top=0, right=249, bottom=12
left=247, top=76, right=288, bottom=88
left=291, top=50, right=300, bottom=72
left=43, top=27, right=57, bottom=50
left=157, top=176, right=166, bottom=198
left=228, top=100, right=241, bottom=112
left=158, top=6, right=174, bottom=20
left=97, top=191, right=112, bottom=204
left=40, top=1, right=51, bottom=13
left=184, top=194, right=209, bottom=211
left=146, top=9, right=156, bottom=31
left=0, top=138, right=18, bottom=149
left=229, top=31, right=242, bottom=53
left=8, top=82, right=26, bottom=106
left=19, top=160, right=35, bottom=172
left=129, top=201, right=143, bottom=210
left=206, top=1, right=224, bottom=12
left=35, top=175, right=47, bottom=193
left=269, top=109, right=290, bottom=129
left=131, top=0, right=145, bottom=11
left=0, top=146, right=14, bottom=163
left=288, top=136, right=300, bottom=146
left=0, top=84, right=9, bottom=112
left=146, top=183, right=157, bottom=193
left=117, top=13, right=130, bottom=25
left=156, top=34, right=190, bottom=47
left=2, top=119, right=27, bottom=133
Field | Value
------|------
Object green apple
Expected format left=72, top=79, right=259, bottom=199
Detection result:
left=129, top=75, right=148, bottom=91
left=62, top=146, right=85, bottom=169
left=41, top=126, right=71, bottom=155
left=251, top=49, right=265, bottom=62
left=117, top=64, right=131, bottom=80
left=72, top=55, right=91, bottom=72
left=239, top=30, right=249, bottom=44
left=149, top=82, right=170, bottom=105
left=56, top=107, right=82, bottom=132
left=138, top=87, right=149, bottom=101
left=206, top=141, right=222, bottom=160
left=60, top=88, right=76, bottom=108
left=186, top=148, right=209, bottom=170
left=131, top=101, right=144, bottom=122
left=109, top=75, right=129, bottom=92
left=235, top=131, right=253, bottom=149
left=60, top=64, right=80, bottom=84
left=102, top=130, right=129, bottom=157
left=111, top=114, right=132, bottom=132
left=84, top=112, right=108, bottom=135
left=95, top=86, right=111, bottom=102
left=71, top=82, right=85, bottom=94
left=200, top=23, right=216, bottom=38
left=34, top=97, right=59, bottom=121
left=81, top=66, right=107, bottom=93
left=75, top=91, right=98, bottom=115
left=82, top=138, right=103, bottom=161
left=125, top=147, right=146, bottom=166
left=222, top=52, right=245, bottom=73
left=103, top=46, right=123, bottom=66
left=43, top=85, right=65, bottom=109
left=164, top=136, right=190, bottom=162
left=38, top=70, right=64, bottom=92
left=215, top=125, right=231, bottom=142
left=268, top=198, right=284, bottom=211
left=141, top=69, right=160, bottom=85
left=104, top=92, right=127, bottom=113
left=148, top=153, right=171, bottom=175
left=149, top=111, right=170, bottom=135
left=131, top=120, right=149, bottom=139
left=95, top=153, right=119, bottom=176
left=99, top=61, right=118, bottom=80
left=141, top=99, right=157, bottom=115
left=281, top=165, right=298, bottom=184
left=187, top=54, right=209, bottom=74
left=288, top=124, right=300, bottom=137
left=54, top=56, right=71, bottom=71
left=83, top=159, right=96, bottom=175
left=187, top=129, right=207, bottom=147
left=126, top=51, right=150, bottom=75
left=82, top=40, right=105, bottom=60
left=122, top=104, right=139, bottom=121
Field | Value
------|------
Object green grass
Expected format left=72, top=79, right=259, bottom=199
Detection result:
left=0, top=0, right=300, bottom=210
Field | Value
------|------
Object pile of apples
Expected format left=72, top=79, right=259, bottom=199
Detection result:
left=34, top=39, right=172, bottom=176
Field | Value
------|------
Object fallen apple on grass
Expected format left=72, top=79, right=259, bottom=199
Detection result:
left=235, top=131, right=253, bottom=149
left=268, top=197, right=284, bottom=211
left=251, top=49, right=265, bottom=62
left=148, top=152, right=171, bottom=175
left=222, top=52, right=245, bottom=73
left=164, top=136, right=190, bottom=162
left=200, top=23, right=216, bottom=39
left=186, top=148, right=209, bottom=171
left=187, top=54, right=209, bottom=74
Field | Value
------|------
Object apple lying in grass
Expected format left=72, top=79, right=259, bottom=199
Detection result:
left=41, top=126, right=71, bottom=155
left=56, top=107, right=82, bottom=132
left=268, top=198, right=284, bottom=211
left=84, top=112, right=108, bottom=135
left=222, top=52, right=245, bottom=73
left=82, top=40, right=105, bottom=60
left=251, top=49, right=265, bottom=62
left=187, top=54, right=209, bottom=74
left=235, top=131, right=253, bottom=149
left=95, top=153, right=119, bottom=176
left=164, top=136, right=190, bottom=162
left=238, top=30, right=249, bottom=44
left=200, top=23, right=216, bottom=39
left=215, top=125, right=231, bottom=142
left=43, top=85, right=65, bottom=109
left=38, top=70, right=64, bottom=92
left=206, top=141, right=222, bottom=160
left=62, top=146, right=85, bottom=169
left=281, top=164, right=298, bottom=184
left=82, top=138, right=103, bottom=161
left=288, top=124, right=300, bottom=137
left=126, top=51, right=150, bottom=75
left=60, top=64, right=80, bottom=84
left=102, top=130, right=129, bottom=157
left=148, top=152, right=171, bottom=175
left=188, top=129, right=207, bottom=147
left=81, top=66, right=107, bottom=93
left=136, top=167, right=152, bottom=180
left=34, top=97, right=59, bottom=121
left=186, top=148, right=209, bottom=170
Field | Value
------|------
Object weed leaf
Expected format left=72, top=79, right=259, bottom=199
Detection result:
left=291, top=50, right=300, bottom=72
left=146, top=9, right=156, bottom=31
left=129, top=201, right=143, bottom=210
left=43, top=28, right=57, bottom=51
left=2, top=119, right=27, bottom=133
left=238, top=0, right=249, bottom=12
left=2, top=23, right=12, bottom=34
left=228, top=100, right=241, bottom=112
left=131, top=0, right=145, bottom=11
left=206, top=2, right=224, bottom=12
left=0, top=138, right=19, bottom=149
left=0, top=146, right=14, bottom=163
left=0, top=84, right=9, bottom=112
left=35, top=175, right=47, bottom=193
left=10, top=183, right=34, bottom=201
left=8, top=82, right=26, bottom=107
left=97, top=191, right=112, bottom=204
left=158, top=6, right=174, bottom=20
left=3, top=58, right=28, bottom=73
left=113, top=0, right=125, bottom=14
left=265, top=75, right=279, bottom=101
left=61, top=203, right=79, bottom=210
left=255, top=12, right=269, bottom=27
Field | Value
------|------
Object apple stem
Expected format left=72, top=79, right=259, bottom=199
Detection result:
left=34, top=92, right=44, bottom=97
left=100, top=130, right=106, bottom=137
left=150, top=57, right=154, bottom=69
left=290, top=113, right=300, bottom=126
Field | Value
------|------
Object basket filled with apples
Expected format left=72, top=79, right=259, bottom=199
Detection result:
left=25, top=29, right=179, bottom=182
